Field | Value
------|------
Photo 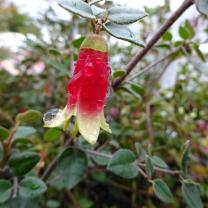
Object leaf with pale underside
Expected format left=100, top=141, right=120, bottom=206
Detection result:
left=196, top=0, right=208, bottom=16
left=19, top=176, right=47, bottom=199
left=108, top=6, right=147, bottom=25
left=152, top=179, right=174, bottom=203
left=91, top=5, right=106, bottom=18
left=103, top=22, right=144, bottom=46
left=107, top=149, right=138, bottom=179
left=59, top=0, right=96, bottom=19
left=89, top=0, right=104, bottom=5
left=182, top=180, right=203, bottom=208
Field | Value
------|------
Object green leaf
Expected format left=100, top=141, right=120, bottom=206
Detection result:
left=0, top=196, right=39, bottom=207
left=78, top=196, right=95, bottom=208
left=0, top=126, right=9, bottom=141
left=152, top=179, right=174, bottom=203
left=92, top=171, right=107, bottom=183
left=8, top=151, right=40, bottom=176
left=12, top=138, right=33, bottom=146
left=91, top=151, right=110, bottom=166
left=151, top=156, right=168, bottom=169
left=79, top=196, right=94, bottom=208
left=44, top=128, right=62, bottom=142
left=16, top=110, right=42, bottom=125
left=179, top=26, right=190, bottom=40
left=108, top=6, right=147, bottom=25
left=19, top=176, right=47, bottom=199
left=13, top=126, right=36, bottom=139
left=184, top=20, right=195, bottom=39
left=103, top=22, right=144, bottom=46
left=121, top=86, right=142, bottom=101
left=130, top=83, right=145, bottom=97
left=72, top=37, right=85, bottom=48
left=174, top=40, right=184, bottom=47
left=49, top=148, right=88, bottom=189
left=59, top=0, right=96, bottom=19
left=193, top=43, right=206, bottom=62
left=48, top=48, right=62, bottom=56
left=196, top=0, right=208, bottom=16
left=46, top=60, right=68, bottom=75
left=46, top=200, right=61, bottom=208
left=162, top=31, right=172, bottom=41
left=113, top=70, right=126, bottom=78
left=182, top=180, right=203, bottom=208
left=145, top=156, right=154, bottom=178
left=107, top=149, right=138, bottom=179
left=181, top=140, right=190, bottom=177
left=135, top=142, right=146, bottom=160
left=0, top=180, right=12, bottom=203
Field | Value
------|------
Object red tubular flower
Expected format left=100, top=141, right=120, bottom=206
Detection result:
left=44, top=34, right=111, bottom=144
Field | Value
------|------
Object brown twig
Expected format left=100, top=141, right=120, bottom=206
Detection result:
left=146, top=103, right=154, bottom=144
left=112, top=0, right=194, bottom=89
left=144, top=58, right=172, bottom=99
left=0, top=123, right=19, bottom=169
left=138, top=167, right=149, bottom=179
left=125, top=46, right=182, bottom=83
left=137, top=162, right=180, bottom=175
left=65, top=189, right=80, bottom=208
left=86, top=149, right=112, bottom=159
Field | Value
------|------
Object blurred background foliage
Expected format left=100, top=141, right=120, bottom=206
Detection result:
left=0, top=0, right=208, bottom=207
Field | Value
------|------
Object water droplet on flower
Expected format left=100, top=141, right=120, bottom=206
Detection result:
left=43, top=108, right=65, bottom=127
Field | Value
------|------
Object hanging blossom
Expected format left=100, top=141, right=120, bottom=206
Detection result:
left=43, top=34, right=111, bottom=144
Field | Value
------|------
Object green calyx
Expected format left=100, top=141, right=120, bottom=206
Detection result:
left=80, top=34, right=108, bottom=52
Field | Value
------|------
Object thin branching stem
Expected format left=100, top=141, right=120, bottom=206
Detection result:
left=113, top=0, right=194, bottom=89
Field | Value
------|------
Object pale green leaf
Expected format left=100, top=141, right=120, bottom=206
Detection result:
left=182, top=180, right=203, bottom=208
left=91, top=5, right=106, bottom=17
left=152, top=179, right=174, bottom=203
left=181, top=140, right=190, bottom=177
left=19, top=176, right=47, bottom=199
left=103, top=22, right=144, bottom=46
left=151, top=156, right=168, bottom=169
left=108, top=6, right=147, bottom=25
left=59, top=0, right=96, bottom=19
left=107, top=149, right=138, bottom=179
left=146, top=156, right=154, bottom=178
left=196, top=0, right=208, bottom=16
left=49, top=148, right=88, bottom=189
left=16, top=110, right=42, bottom=125
left=13, top=126, right=36, bottom=139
